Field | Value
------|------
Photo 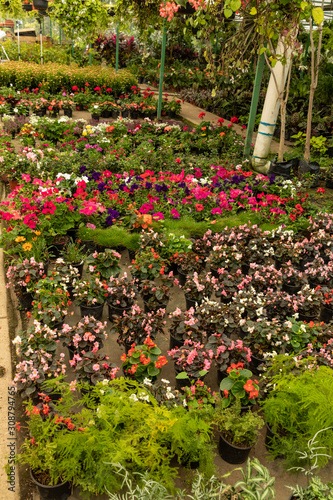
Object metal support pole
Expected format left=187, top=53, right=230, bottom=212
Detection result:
left=40, top=31, right=43, bottom=65
left=300, top=19, right=312, bottom=79
left=71, top=30, right=74, bottom=57
left=50, top=19, right=52, bottom=41
left=157, top=20, right=167, bottom=119
left=16, top=21, right=21, bottom=61
left=244, top=51, right=265, bottom=157
left=59, top=25, right=61, bottom=46
left=115, top=23, right=119, bottom=73
left=42, top=17, right=45, bottom=36
left=89, top=42, right=92, bottom=66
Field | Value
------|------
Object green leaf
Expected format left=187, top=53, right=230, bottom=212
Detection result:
left=230, top=0, right=241, bottom=11
left=176, top=371, right=189, bottom=380
left=220, top=378, right=233, bottom=391
left=312, top=7, right=324, bottom=25
left=250, top=7, right=257, bottom=15
left=224, top=7, right=233, bottom=18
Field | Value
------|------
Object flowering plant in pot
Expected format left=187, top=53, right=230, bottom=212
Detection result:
left=215, top=399, right=265, bottom=464
left=62, top=316, right=108, bottom=354
left=12, top=353, right=66, bottom=400
left=295, top=285, right=323, bottom=320
left=215, top=269, right=249, bottom=303
left=182, top=379, right=218, bottom=412
left=264, top=289, right=298, bottom=321
left=6, top=257, right=45, bottom=307
left=219, top=363, right=259, bottom=409
left=233, top=287, right=267, bottom=321
left=73, top=274, right=108, bottom=306
left=304, top=257, right=333, bottom=287
left=72, top=352, right=119, bottom=386
left=13, top=320, right=58, bottom=359
left=31, top=275, right=71, bottom=327
left=120, top=337, right=168, bottom=383
left=52, top=258, right=80, bottom=295
left=239, top=236, right=274, bottom=266
left=206, top=334, right=252, bottom=378
left=182, top=271, right=218, bottom=305
left=168, top=339, right=213, bottom=380
left=169, top=307, right=206, bottom=346
left=248, top=264, right=282, bottom=292
left=112, top=304, right=166, bottom=347
left=130, top=247, right=168, bottom=281
left=280, top=261, right=307, bottom=291
left=86, top=248, right=121, bottom=281
left=174, top=251, right=205, bottom=276
left=140, top=277, right=171, bottom=310
left=194, top=298, right=242, bottom=337
left=241, top=318, right=285, bottom=359
left=206, top=244, right=242, bottom=273
left=107, top=272, right=136, bottom=310
left=280, top=316, right=324, bottom=354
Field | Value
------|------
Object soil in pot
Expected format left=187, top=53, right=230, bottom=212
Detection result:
left=30, top=468, right=71, bottom=499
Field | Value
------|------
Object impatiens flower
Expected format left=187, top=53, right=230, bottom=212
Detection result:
left=198, top=112, right=206, bottom=119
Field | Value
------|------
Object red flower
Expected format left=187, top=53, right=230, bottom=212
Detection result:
left=198, top=112, right=206, bottom=119
left=230, top=116, right=238, bottom=123
left=195, top=203, right=204, bottom=211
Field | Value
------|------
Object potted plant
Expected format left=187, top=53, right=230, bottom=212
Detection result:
left=219, top=363, right=260, bottom=410
left=31, top=275, right=71, bottom=328
left=120, top=337, right=168, bottom=383
left=129, top=247, right=168, bottom=282
left=107, top=272, right=136, bottom=319
left=169, top=307, right=206, bottom=349
left=288, top=476, right=333, bottom=500
left=52, top=258, right=80, bottom=297
left=14, top=396, right=73, bottom=496
left=206, top=333, right=252, bottom=384
left=60, top=239, right=87, bottom=278
left=167, top=339, right=213, bottom=390
left=12, top=353, right=66, bottom=400
left=62, top=316, right=108, bottom=358
left=241, top=318, right=285, bottom=367
left=112, top=304, right=166, bottom=348
left=182, top=379, right=218, bottom=412
left=73, top=274, right=108, bottom=319
left=72, top=352, right=119, bottom=386
left=214, top=399, right=264, bottom=464
left=6, top=257, right=46, bottom=310
left=174, top=251, right=205, bottom=285
left=182, top=271, right=218, bottom=310
left=261, top=354, right=333, bottom=470
left=86, top=248, right=121, bottom=281
left=281, top=260, right=307, bottom=293
left=140, top=278, right=171, bottom=312
left=88, top=103, right=102, bottom=121
left=13, top=320, right=58, bottom=359
left=295, top=285, right=323, bottom=321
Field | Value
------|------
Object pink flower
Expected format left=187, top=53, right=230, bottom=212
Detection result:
left=153, top=212, right=164, bottom=220
left=171, top=209, right=180, bottom=219
left=92, top=364, right=100, bottom=371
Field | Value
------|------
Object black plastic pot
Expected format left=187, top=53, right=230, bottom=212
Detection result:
left=298, top=312, right=318, bottom=322
left=33, top=0, right=48, bottom=10
left=282, top=282, right=302, bottom=294
left=35, top=109, right=46, bottom=117
left=169, top=333, right=184, bottom=350
left=91, top=114, right=100, bottom=121
left=177, top=268, right=188, bottom=286
left=30, top=468, right=71, bottom=499
left=23, top=4, right=33, bottom=11
left=185, top=296, right=200, bottom=310
left=218, top=433, right=253, bottom=464
left=108, top=303, right=131, bottom=321
left=143, top=301, right=168, bottom=314
left=121, top=110, right=129, bottom=118
left=320, top=304, right=333, bottom=323
left=63, top=108, right=72, bottom=118
left=17, top=291, right=34, bottom=311
left=101, top=110, right=110, bottom=118
left=70, top=260, right=84, bottom=279
left=250, top=354, right=267, bottom=375
left=79, top=302, right=104, bottom=320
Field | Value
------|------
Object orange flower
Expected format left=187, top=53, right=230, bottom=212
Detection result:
left=144, top=337, right=156, bottom=348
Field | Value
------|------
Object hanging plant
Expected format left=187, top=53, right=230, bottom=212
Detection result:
left=0, top=0, right=25, bottom=17
left=50, top=0, right=109, bottom=39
